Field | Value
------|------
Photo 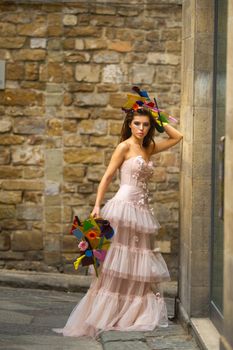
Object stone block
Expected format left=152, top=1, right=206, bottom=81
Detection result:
left=92, top=51, right=120, bottom=63
left=47, top=62, right=63, bottom=83
left=0, top=148, right=10, bottom=165
left=13, top=117, right=45, bottom=135
left=0, top=166, right=23, bottom=179
left=161, top=28, right=181, bottom=41
left=45, top=149, right=62, bottom=181
left=0, top=119, right=12, bottom=133
left=108, top=40, right=132, bottom=52
left=194, top=71, right=213, bottom=107
left=193, top=143, right=211, bottom=179
left=0, top=191, right=22, bottom=204
left=17, top=205, right=43, bottom=221
left=45, top=93, right=63, bottom=107
left=75, top=39, right=84, bottom=50
left=63, top=194, right=84, bottom=206
left=23, top=167, right=44, bottom=179
left=78, top=119, right=107, bottom=135
left=0, top=233, right=10, bottom=251
left=63, top=206, right=72, bottom=223
left=165, top=40, right=182, bottom=53
left=45, top=223, right=62, bottom=234
left=23, top=191, right=43, bottom=204
left=44, top=195, right=61, bottom=206
left=158, top=65, right=180, bottom=83
left=74, top=93, right=108, bottom=106
left=0, top=89, right=43, bottom=106
left=152, top=167, right=167, bottom=182
left=64, top=26, right=101, bottom=37
left=0, top=22, right=16, bottom=36
left=160, top=152, right=178, bottom=167
left=63, top=165, right=85, bottom=183
left=62, top=235, right=79, bottom=252
left=63, top=38, right=75, bottom=50
left=17, top=20, right=47, bottom=36
left=30, top=38, right=46, bottom=49
left=46, top=118, right=63, bottom=136
left=45, top=206, right=62, bottom=223
left=44, top=235, right=61, bottom=252
left=12, top=49, right=46, bottom=61
left=66, top=83, right=94, bottom=93
left=43, top=251, right=61, bottom=265
left=97, top=84, right=118, bottom=93
left=90, top=15, right=124, bottom=27
left=109, top=121, right=122, bottom=135
left=47, top=38, right=62, bottom=50
left=84, top=39, right=107, bottom=50
left=193, top=107, right=212, bottom=143
left=64, top=148, right=103, bottom=164
left=78, top=183, right=93, bottom=193
left=148, top=52, right=180, bottom=65
left=146, top=30, right=160, bottom=41
left=12, top=146, right=44, bottom=166
left=0, top=134, right=25, bottom=145
left=90, top=135, right=118, bottom=147
left=63, top=14, right=77, bottom=26
left=0, top=37, right=25, bottom=49
left=86, top=166, right=105, bottom=182
left=64, top=120, right=78, bottom=134
left=44, top=181, right=60, bottom=196
left=124, top=53, right=147, bottom=63
left=64, top=51, right=90, bottom=63
left=109, top=93, right=126, bottom=108
left=63, top=134, right=82, bottom=147
left=75, top=64, right=100, bottom=82
left=47, top=25, right=63, bottom=37
left=131, top=64, right=155, bottom=84
left=11, top=230, right=43, bottom=251
left=6, top=62, right=24, bottom=80
left=0, top=251, right=24, bottom=260
left=1, top=180, right=44, bottom=191
left=196, top=33, right=214, bottom=70
left=93, top=6, right=116, bottom=15
left=102, top=64, right=125, bottom=84
left=192, top=180, right=211, bottom=216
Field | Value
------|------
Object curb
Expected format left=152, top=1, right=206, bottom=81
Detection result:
left=0, top=269, right=177, bottom=297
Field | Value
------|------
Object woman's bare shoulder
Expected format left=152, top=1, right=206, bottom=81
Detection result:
left=115, top=141, right=130, bottom=154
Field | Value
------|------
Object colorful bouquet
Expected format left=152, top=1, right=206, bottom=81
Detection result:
left=70, top=215, right=114, bottom=277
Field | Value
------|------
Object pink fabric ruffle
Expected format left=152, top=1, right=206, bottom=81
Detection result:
left=100, top=197, right=161, bottom=234
left=102, top=243, right=170, bottom=282
left=52, top=274, right=169, bottom=339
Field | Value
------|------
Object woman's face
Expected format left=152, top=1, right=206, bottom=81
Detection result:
left=129, top=115, right=151, bottom=140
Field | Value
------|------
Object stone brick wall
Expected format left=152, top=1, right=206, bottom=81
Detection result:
left=0, top=0, right=182, bottom=279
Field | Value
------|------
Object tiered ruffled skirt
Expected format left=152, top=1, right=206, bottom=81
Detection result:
left=52, top=197, right=171, bottom=339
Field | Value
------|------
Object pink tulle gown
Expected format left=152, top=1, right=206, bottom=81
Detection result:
left=52, top=155, right=171, bottom=339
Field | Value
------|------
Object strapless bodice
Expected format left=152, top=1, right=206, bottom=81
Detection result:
left=119, top=155, right=154, bottom=188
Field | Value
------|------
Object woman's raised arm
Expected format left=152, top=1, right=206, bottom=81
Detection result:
left=152, top=124, right=183, bottom=154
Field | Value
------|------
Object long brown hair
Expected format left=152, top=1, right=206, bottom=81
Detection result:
left=120, top=108, right=156, bottom=148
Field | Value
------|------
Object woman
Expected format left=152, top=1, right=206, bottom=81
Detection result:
left=52, top=99, right=183, bottom=339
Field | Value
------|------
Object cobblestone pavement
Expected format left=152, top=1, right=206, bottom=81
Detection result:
left=0, top=286, right=200, bottom=350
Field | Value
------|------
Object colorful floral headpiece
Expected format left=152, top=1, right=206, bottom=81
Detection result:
left=122, top=86, right=177, bottom=133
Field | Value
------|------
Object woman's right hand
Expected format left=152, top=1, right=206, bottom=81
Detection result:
left=90, top=205, right=101, bottom=218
